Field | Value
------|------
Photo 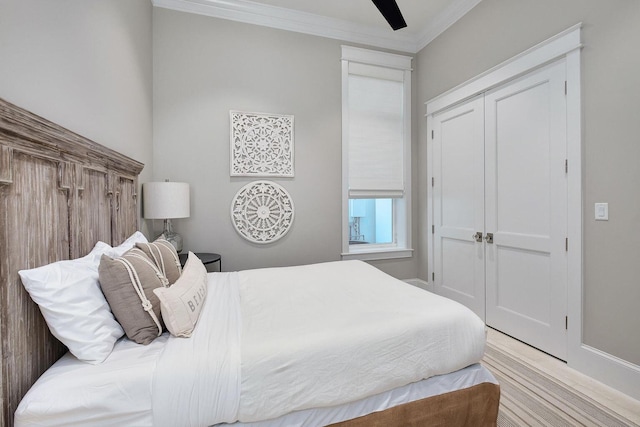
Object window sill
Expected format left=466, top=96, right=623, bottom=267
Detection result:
left=341, top=247, right=413, bottom=261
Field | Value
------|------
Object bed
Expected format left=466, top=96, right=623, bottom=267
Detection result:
left=0, top=97, right=499, bottom=426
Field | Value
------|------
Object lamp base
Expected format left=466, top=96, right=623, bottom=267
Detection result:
left=160, top=219, right=183, bottom=253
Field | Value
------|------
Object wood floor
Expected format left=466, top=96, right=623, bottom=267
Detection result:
left=486, top=328, right=640, bottom=424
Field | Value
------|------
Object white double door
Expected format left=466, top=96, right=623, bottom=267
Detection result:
left=432, top=60, right=568, bottom=360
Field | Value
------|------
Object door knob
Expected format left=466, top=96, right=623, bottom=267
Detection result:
left=472, top=232, right=483, bottom=242
left=484, top=233, right=494, bottom=244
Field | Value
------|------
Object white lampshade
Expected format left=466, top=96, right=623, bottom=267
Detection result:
left=143, top=182, right=190, bottom=219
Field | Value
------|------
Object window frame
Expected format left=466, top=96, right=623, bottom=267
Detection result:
left=341, top=46, right=413, bottom=261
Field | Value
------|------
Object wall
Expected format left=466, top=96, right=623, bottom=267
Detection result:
left=0, top=0, right=153, bottom=203
left=416, top=0, right=640, bottom=367
left=152, top=7, right=418, bottom=278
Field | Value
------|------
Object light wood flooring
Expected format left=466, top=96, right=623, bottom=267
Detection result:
left=486, top=328, right=640, bottom=424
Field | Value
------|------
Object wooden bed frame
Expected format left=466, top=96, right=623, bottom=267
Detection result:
left=0, top=97, right=498, bottom=426
left=0, top=97, right=143, bottom=426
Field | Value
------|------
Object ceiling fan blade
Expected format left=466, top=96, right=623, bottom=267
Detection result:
left=371, top=0, right=407, bottom=31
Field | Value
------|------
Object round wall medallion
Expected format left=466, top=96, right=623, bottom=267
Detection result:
left=230, top=180, right=295, bottom=244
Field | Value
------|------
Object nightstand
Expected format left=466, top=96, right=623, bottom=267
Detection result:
left=178, top=252, right=222, bottom=272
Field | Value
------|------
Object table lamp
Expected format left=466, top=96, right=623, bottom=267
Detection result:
left=143, top=181, right=190, bottom=252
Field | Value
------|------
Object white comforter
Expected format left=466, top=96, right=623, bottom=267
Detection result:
left=15, top=261, right=487, bottom=427
left=237, top=261, right=486, bottom=421
left=153, top=260, right=486, bottom=426
left=153, top=272, right=242, bottom=426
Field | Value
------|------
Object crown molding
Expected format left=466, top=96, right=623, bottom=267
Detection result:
left=415, top=0, right=483, bottom=50
left=152, top=0, right=482, bottom=54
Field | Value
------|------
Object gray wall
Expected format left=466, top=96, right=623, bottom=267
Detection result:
left=7, top=0, right=635, bottom=370
left=0, top=0, right=154, bottom=196
left=416, top=0, right=640, bottom=366
left=152, top=8, right=419, bottom=279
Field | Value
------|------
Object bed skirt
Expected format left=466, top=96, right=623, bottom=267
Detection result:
left=328, top=382, right=500, bottom=427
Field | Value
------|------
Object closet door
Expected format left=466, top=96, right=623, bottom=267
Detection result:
left=484, top=60, right=568, bottom=360
left=432, top=96, right=485, bottom=319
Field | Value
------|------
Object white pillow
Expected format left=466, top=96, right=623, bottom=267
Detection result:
left=110, top=231, right=148, bottom=257
left=154, top=252, right=208, bottom=338
left=18, top=241, right=125, bottom=364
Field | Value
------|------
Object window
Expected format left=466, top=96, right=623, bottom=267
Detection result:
left=341, top=46, right=412, bottom=260
left=349, top=199, right=393, bottom=244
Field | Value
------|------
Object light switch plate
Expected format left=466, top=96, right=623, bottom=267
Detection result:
left=595, top=203, right=608, bottom=221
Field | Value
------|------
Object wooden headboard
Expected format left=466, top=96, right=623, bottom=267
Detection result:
left=0, top=97, right=144, bottom=426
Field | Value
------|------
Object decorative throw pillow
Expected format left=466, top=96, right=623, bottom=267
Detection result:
left=135, top=238, right=182, bottom=284
left=18, top=241, right=124, bottom=364
left=154, top=252, right=208, bottom=338
left=98, top=248, right=169, bottom=345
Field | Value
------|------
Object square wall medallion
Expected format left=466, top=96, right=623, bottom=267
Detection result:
left=230, top=111, right=294, bottom=177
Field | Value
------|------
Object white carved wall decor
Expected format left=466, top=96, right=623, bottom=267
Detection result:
left=230, top=180, right=295, bottom=244
left=230, top=111, right=294, bottom=177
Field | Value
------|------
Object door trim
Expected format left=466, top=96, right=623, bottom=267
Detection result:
left=425, top=23, right=582, bottom=116
left=426, top=24, right=640, bottom=400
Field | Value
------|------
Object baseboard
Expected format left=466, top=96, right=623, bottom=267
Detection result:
left=403, top=281, right=640, bottom=403
left=403, top=278, right=432, bottom=292
left=569, top=343, right=640, bottom=402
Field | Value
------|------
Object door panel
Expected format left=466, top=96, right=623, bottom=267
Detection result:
left=433, top=96, right=485, bottom=319
left=485, top=60, right=568, bottom=360
left=495, top=247, right=551, bottom=323
left=441, top=239, right=477, bottom=298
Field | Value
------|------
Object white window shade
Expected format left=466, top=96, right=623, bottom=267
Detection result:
left=348, top=73, right=404, bottom=198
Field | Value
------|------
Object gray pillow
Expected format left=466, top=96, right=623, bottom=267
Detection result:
left=98, top=248, right=169, bottom=345
left=135, top=238, right=182, bottom=284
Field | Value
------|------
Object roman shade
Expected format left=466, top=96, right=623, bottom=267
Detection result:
left=347, top=63, right=405, bottom=198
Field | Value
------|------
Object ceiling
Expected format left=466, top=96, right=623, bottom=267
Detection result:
left=152, top=0, right=483, bottom=53
left=248, top=0, right=453, bottom=30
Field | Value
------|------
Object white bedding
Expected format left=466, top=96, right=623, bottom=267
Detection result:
left=225, top=363, right=496, bottom=427
left=237, top=261, right=486, bottom=422
left=15, top=335, right=169, bottom=426
left=15, top=260, right=489, bottom=427
left=153, top=272, right=242, bottom=426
